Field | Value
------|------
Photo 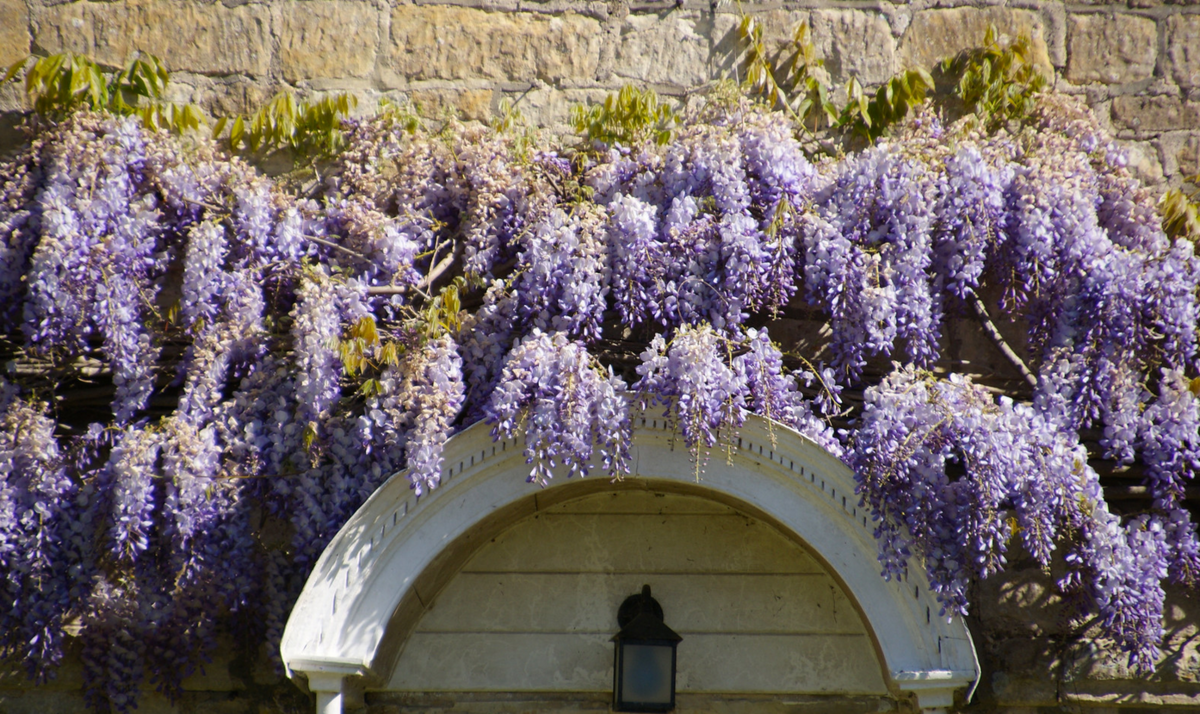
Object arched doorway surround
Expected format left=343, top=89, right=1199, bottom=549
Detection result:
left=281, top=414, right=979, bottom=714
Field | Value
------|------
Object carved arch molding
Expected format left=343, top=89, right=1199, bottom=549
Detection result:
left=282, top=415, right=978, bottom=714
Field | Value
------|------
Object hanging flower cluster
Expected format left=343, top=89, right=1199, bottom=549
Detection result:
left=851, top=368, right=1194, bottom=670
left=0, top=85, right=1197, bottom=713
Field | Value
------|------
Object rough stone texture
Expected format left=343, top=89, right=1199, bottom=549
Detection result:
left=0, top=0, right=31, bottom=69
left=1066, top=13, right=1158, bottom=84
left=974, top=568, right=1066, bottom=637
left=810, top=9, right=896, bottom=86
left=1116, top=138, right=1166, bottom=185
left=408, top=87, right=496, bottom=122
left=614, top=12, right=714, bottom=87
left=985, top=637, right=1064, bottom=707
left=0, top=79, right=27, bottom=114
left=32, top=0, right=273, bottom=76
left=1112, top=94, right=1200, bottom=133
left=899, top=8, right=1053, bottom=78
left=1059, top=596, right=1200, bottom=707
left=164, top=73, right=276, bottom=120
left=1166, top=15, right=1200, bottom=89
left=5, top=0, right=1198, bottom=185
left=277, top=1, right=382, bottom=82
left=1163, top=132, right=1200, bottom=180
left=387, top=6, right=603, bottom=84
left=710, top=9, right=809, bottom=82
left=504, top=87, right=610, bottom=130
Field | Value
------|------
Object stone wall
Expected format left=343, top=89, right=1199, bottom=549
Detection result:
left=0, top=0, right=1198, bottom=187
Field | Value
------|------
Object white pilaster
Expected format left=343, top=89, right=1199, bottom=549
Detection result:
left=291, top=660, right=367, bottom=714
left=893, top=669, right=977, bottom=712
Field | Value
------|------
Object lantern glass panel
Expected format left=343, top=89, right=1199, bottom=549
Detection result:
left=619, top=643, right=673, bottom=705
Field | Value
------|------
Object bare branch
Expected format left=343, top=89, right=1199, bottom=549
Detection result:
left=365, top=285, right=407, bottom=296
left=969, top=294, right=1038, bottom=389
left=304, top=234, right=368, bottom=261
left=179, top=195, right=226, bottom=213
left=365, top=241, right=460, bottom=296
left=418, top=242, right=459, bottom=291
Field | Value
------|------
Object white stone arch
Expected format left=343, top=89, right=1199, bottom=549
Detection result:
left=281, top=414, right=979, bottom=714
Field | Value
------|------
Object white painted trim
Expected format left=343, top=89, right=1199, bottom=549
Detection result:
left=282, top=414, right=979, bottom=712
left=289, top=660, right=366, bottom=714
left=893, top=668, right=979, bottom=711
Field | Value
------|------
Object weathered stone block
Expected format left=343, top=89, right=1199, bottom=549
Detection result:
left=505, top=87, right=609, bottom=130
left=408, top=88, right=495, bottom=122
left=0, top=690, right=89, bottom=714
left=277, top=1, right=382, bottom=82
left=1060, top=634, right=1200, bottom=707
left=987, top=637, right=1063, bottom=706
left=33, top=0, right=273, bottom=77
left=1166, top=15, right=1200, bottom=89
left=975, top=568, right=1066, bottom=636
left=0, top=0, right=30, bottom=68
left=810, top=9, right=896, bottom=87
left=711, top=10, right=809, bottom=82
left=193, top=78, right=276, bottom=120
left=1172, top=133, right=1200, bottom=178
left=388, top=7, right=602, bottom=84
left=0, top=79, right=27, bottom=114
left=614, top=12, right=714, bottom=87
left=178, top=637, right=246, bottom=692
left=899, top=8, right=1052, bottom=77
left=1112, top=94, right=1200, bottom=133
left=1115, top=138, right=1166, bottom=186
left=1066, top=13, right=1157, bottom=84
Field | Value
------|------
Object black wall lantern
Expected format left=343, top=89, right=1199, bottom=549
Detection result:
left=612, top=584, right=682, bottom=712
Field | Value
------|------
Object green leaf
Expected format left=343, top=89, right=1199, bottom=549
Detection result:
left=2, top=57, right=28, bottom=84
left=914, top=66, right=935, bottom=91
left=230, top=115, right=245, bottom=150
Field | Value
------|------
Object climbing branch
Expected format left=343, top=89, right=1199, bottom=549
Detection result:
left=969, top=294, right=1038, bottom=389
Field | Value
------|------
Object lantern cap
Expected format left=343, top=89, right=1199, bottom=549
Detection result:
left=612, top=585, right=682, bottom=644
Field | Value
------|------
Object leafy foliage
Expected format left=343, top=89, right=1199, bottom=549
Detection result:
left=731, top=19, right=1042, bottom=146
left=737, top=16, right=838, bottom=129
left=838, top=69, right=935, bottom=144
left=570, top=85, right=679, bottom=148
left=941, top=25, right=1049, bottom=130
left=2, top=52, right=205, bottom=133
left=216, top=90, right=357, bottom=159
left=1161, top=176, right=1200, bottom=243
left=732, top=12, right=935, bottom=145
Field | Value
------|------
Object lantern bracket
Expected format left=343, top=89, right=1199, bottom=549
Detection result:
left=618, top=585, right=664, bottom=628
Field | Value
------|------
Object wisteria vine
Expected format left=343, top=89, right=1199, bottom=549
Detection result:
left=1, top=84, right=1199, bottom=711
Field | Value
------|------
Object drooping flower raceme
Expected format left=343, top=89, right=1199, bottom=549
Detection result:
left=853, top=368, right=1182, bottom=667
left=487, top=330, right=631, bottom=485
left=0, top=88, right=1198, bottom=711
